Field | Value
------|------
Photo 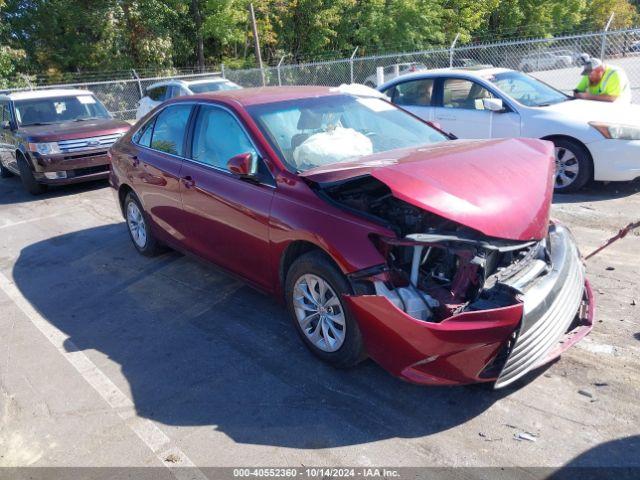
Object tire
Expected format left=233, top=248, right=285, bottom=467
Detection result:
left=0, top=161, right=13, bottom=178
left=551, top=138, right=593, bottom=193
left=123, top=192, right=163, bottom=256
left=17, top=156, right=46, bottom=195
left=285, top=250, right=366, bottom=368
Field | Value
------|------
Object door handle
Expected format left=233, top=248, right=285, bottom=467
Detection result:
left=182, top=175, right=196, bottom=189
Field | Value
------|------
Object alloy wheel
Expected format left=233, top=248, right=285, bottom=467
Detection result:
left=554, top=146, right=580, bottom=189
left=126, top=201, right=147, bottom=248
left=293, top=274, right=346, bottom=352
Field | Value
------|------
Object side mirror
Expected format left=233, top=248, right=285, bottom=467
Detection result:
left=482, top=97, right=504, bottom=112
left=1, top=120, right=11, bottom=130
left=227, top=152, right=258, bottom=178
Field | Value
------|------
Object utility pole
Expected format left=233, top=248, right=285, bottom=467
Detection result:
left=249, top=3, right=266, bottom=86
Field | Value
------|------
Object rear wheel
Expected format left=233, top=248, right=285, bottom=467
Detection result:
left=124, top=192, right=163, bottom=256
left=552, top=138, right=592, bottom=193
left=17, top=156, right=46, bottom=195
left=285, top=251, right=366, bottom=368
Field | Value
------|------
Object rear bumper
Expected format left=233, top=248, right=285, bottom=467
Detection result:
left=345, top=224, right=593, bottom=387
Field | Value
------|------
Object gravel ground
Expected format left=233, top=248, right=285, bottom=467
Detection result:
left=0, top=176, right=638, bottom=476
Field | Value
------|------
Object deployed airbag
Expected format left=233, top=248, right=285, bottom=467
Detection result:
left=293, top=127, right=373, bottom=168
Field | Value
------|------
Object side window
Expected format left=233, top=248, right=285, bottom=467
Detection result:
left=150, top=104, right=192, bottom=156
left=167, top=86, right=180, bottom=99
left=132, top=117, right=155, bottom=147
left=391, top=79, right=434, bottom=106
left=147, top=86, right=167, bottom=102
left=442, top=78, right=494, bottom=110
left=191, top=105, right=257, bottom=170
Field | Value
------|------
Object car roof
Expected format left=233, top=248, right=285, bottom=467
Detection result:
left=146, top=77, right=229, bottom=89
left=1, top=88, right=95, bottom=101
left=378, top=67, right=512, bottom=88
left=187, top=85, right=348, bottom=107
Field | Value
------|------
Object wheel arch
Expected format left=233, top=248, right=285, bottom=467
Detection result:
left=117, top=183, right=135, bottom=217
left=542, top=134, right=595, bottom=188
left=278, top=240, right=344, bottom=298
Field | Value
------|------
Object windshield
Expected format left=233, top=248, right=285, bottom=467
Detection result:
left=188, top=81, right=241, bottom=94
left=247, top=95, right=448, bottom=172
left=14, top=95, right=111, bottom=126
left=487, top=71, right=569, bottom=107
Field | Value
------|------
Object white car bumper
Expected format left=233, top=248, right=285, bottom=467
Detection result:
left=589, top=139, right=640, bottom=182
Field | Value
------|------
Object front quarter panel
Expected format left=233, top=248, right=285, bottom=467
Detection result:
left=269, top=175, right=392, bottom=292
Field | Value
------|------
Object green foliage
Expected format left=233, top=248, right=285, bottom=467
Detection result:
left=0, top=0, right=638, bottom=79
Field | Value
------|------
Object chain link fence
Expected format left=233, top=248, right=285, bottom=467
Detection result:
left=226, top=27, right=640, bottom=104
left=6, top=27, right=639, bottom=121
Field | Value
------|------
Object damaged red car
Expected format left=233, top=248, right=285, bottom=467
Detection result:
left=109, top=86, right=594, bottom=388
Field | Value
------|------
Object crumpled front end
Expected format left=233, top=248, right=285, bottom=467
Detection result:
left=344, top=223, right=593, bottom=387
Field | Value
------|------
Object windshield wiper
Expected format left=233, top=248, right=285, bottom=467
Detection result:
left=23, top=122, right=54, bottom=126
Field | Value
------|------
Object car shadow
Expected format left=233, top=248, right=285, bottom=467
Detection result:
left=553, top=179, right=640, bottom=205
left=12, top=224, right=544, bottom=448
left=0, top=175, right=108, bottom=205
left=549, top=435, right=640, bottom=479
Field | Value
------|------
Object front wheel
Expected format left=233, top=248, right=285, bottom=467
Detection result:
left=552, top=139, right=592, bottom=193
left=124, top=192, right=163, bottom=256
left=17, top=157, right=46, bottom=195
left=285, top=251, right=366, bottom=368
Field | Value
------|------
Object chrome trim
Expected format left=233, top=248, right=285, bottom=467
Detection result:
left=58, top=133, right=124, bottom=153
left=494, top=225, right=585, bottom=389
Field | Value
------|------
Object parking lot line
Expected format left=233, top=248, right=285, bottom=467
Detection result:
left=0, top=270, right=208, bottom=479
left=0, top=212, right=69, bottom=230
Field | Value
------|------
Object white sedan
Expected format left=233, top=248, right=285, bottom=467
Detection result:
left=378, top=68, right=640, bottom=192
left=136, top=78, right=241, bottom=120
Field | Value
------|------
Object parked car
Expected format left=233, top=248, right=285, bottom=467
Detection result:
left=363, top=62, right=427, bottom=87
left=627, top=41, right=640, bottom=54
left=379, top=68, right=640, bottom=192
left=0, top=89, right=130, bottom=195
left=110, top=86, right=593, bottom=388
left=136, top=78, right=242, bottom=119
left=518, top=52, right=573, bottom=72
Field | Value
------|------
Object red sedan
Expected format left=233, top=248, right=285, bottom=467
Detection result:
left=109, top=86, right=594, bottom=388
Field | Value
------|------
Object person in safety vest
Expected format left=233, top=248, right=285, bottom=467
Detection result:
left=573, top=53, right=631, bottom=103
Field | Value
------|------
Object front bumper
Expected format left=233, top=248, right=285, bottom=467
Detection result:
left=588, top=139, right=640, bottom=182
left=30, top=150, right=111, bottom=185
left=345, top=225, right=593, bottom=387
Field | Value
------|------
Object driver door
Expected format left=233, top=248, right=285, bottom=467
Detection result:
left=180, top=104, right=275, bottom=290
left=433, top=77, right=520, bottom=139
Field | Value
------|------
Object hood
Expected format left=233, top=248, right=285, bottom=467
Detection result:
left=21, top=118, right=131, bottom=142
left=539, top=99, right=640, bottom=125
left=302, top=138, right=555, bottom=241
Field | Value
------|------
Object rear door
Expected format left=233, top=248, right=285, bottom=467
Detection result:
left=384, top=78, right=436, bottom=122
left=0, top=101, right=18, bottom=173
left=180, top=103, right=275, bottom=290
left=129, top=103, right=194, bottom=245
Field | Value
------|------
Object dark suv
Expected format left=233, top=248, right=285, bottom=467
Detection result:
left=0, top=89, right=130, bottom=194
